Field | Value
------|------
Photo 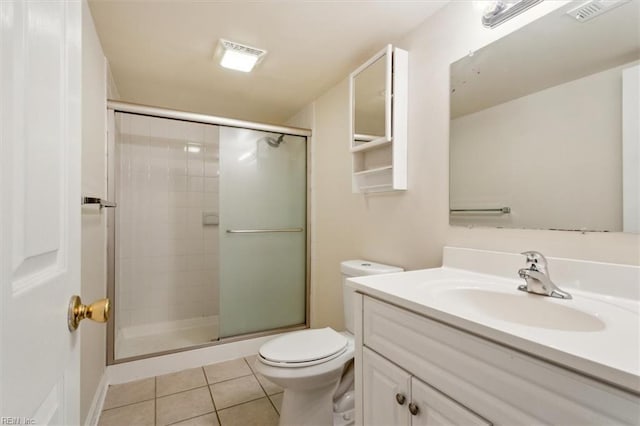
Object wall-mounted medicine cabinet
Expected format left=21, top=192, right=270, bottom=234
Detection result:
left=350, top=44, right=408, bottom=193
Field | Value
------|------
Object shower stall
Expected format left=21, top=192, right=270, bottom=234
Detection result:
left=106, top=102, right=310, bottom=363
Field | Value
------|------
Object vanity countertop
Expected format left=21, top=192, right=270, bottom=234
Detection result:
left=347, top=253, right=640, bottom=395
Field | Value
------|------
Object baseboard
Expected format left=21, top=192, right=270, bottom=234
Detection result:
left=107, top=333, right=278, bottom=385
left=84, top=371, right=109, bottom=426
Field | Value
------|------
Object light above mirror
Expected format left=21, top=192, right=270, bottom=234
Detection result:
left=481, top=0, right=543, bottom=28
left=449, top=0, right=639, bottom=233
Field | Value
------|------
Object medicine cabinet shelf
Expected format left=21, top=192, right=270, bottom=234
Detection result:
left=353, top=165, right=393, bottom=176
left=351, top=139, right=392, bottom=153
left=349, top=44, right=408, bottom=193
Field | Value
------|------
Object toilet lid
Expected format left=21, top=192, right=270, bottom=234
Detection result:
left=259, top=327, right=348, bottom=365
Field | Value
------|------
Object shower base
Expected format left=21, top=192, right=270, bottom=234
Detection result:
left=115, top=315, right=219, bottom=360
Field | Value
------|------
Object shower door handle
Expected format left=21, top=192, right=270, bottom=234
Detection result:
left=82, top=196, right=117, bottom=208
left=226, top=228, right=303, bottom=234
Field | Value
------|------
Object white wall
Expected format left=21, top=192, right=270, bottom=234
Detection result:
left=80, top=1, right=108, bottom=422
left=115, top=114, right=220, bottom=332
left=451, top=63, right=630, bottom=231
left=622, top=64, right=640, bottom=233
left=298, top=0, right=640, bottom=330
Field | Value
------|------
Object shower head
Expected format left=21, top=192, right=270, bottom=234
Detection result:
left=261, top=134, right=285, bottom=148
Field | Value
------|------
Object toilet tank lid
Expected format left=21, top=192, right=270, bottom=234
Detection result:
left=340, top=260, right=404, bottom=277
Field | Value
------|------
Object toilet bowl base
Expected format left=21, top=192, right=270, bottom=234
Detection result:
left=278, top=381, right=338, bottom=426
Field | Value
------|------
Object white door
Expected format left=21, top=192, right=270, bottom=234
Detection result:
left=362, top=348, right=411, bottom=426
left=1, top=0, right=81, bottom=424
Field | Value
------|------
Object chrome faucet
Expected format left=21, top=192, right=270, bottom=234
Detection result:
left=517, top=251, right=572, bottom=299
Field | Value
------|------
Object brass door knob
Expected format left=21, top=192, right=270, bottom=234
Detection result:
left=68, top=295, right=110, bottom=331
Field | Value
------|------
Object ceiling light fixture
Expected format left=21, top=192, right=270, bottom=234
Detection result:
left=218, top=39, right=267, bottom=73
left=481, top=0, right=543, bottom=28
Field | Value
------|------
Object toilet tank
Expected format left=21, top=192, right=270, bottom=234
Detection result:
left=341, top=260, right=403, bottom=333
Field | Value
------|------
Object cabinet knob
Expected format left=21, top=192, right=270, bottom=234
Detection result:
left=408, top=402, right=419, bottom=416
left=395, top=393, right=406, bottom=405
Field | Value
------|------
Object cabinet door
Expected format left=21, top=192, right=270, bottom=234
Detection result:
left=410, top=377, right=491, bottom=426
left=363, top=348, right=411, bottom=426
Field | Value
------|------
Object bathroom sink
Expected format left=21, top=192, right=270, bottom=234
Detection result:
left=432, top=286, right=606, bottom=331
left=345, top=249, right=640, bottom=394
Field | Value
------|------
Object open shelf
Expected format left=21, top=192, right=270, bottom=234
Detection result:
left=359, top=183, right=393, bottom=193
left=351, top=138, right=392, bottom=153
left=353, top=165, right=393, bottom=176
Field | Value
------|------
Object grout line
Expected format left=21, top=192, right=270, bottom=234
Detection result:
left=206, top=372, right=254, bottom=386
left=165, top=410, right=216, bottom=426
left=101, top=397, right=156, bottom=412
left=156, top=384, right=211, bottom=400
left=204, top=367, right=222, bottom=426
left=216, top=395, right=274, bottom=413
left=154, top=376, right=157, bottom=426
left=242, top=356, right=254, bottom=372
left=252, top=371, right=279, bottom=415
left=268, top=393, right=283, bottom=415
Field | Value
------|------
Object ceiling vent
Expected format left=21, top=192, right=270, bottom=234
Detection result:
left=217, top=39, right=267, bottom=73
left=566, top=0, right=629, bottom=22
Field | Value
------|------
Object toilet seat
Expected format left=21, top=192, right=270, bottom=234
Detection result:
left=259, top=327, right=348, bottom=368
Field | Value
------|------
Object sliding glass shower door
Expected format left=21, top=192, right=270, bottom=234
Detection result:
left=218, top=127, right=307, bottom=337
left=109, top=108, right=308, bottom=362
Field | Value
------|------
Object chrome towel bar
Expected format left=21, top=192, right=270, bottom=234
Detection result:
left=450, top=207, right=511, bottom=214
left=82, top=196, right=117, bottom=208
left=226, top=228, right=303, bottom=234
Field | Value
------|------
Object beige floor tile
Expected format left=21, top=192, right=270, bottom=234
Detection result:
left=98, top=400, right=154, bottom=426
left=203, top=358, right=252, bottom=384
left=157, top=367, right=207, bottom=397
left=156, top=387, right=214, bottom=426
left=217, top=397, right=279, bottom=426
left=102, top=377, right=155, bottom=410
left=210, top=375, right=265, bottom=410
left=268, top=392, right=283, bottom=414
left=171, top=412, right=219, bottom=426
left=255, top=373, right=283, bottom=395
left=244, top=355, right=258, bottom=372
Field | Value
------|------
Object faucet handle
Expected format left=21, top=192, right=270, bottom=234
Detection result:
left=520, top=251, right=548, bottom=271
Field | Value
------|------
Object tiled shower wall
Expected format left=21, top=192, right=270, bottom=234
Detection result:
left=115, top=113, right=220, bottom=330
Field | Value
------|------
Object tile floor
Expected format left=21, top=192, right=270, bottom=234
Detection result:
left=99, top=355, right=283, bottom=426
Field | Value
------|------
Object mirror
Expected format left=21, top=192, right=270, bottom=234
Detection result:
left=351, top=46, right=391, bottom=143
left=449, top=1, right=639, bottom=233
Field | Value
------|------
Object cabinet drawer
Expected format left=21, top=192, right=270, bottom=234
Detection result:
left=363, top=296, right=640, bottom=425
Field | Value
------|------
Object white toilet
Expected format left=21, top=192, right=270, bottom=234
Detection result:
left=254, top=260, right=403, bottom=426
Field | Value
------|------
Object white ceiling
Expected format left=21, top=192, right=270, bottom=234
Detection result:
left=89, top=0, right=448, bottom=125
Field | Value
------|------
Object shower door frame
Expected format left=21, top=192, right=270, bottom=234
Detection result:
left=106, top=101, right=312, bottom=365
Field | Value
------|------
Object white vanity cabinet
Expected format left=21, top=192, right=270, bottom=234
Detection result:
left=363, top=348, right=490, bottom=426
left=362, top=347, right=411, bottom=425
left=355, top=295, right=640, bottom=426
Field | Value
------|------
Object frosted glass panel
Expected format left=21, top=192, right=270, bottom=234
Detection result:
left=219, top=128, right=307, bottom=337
